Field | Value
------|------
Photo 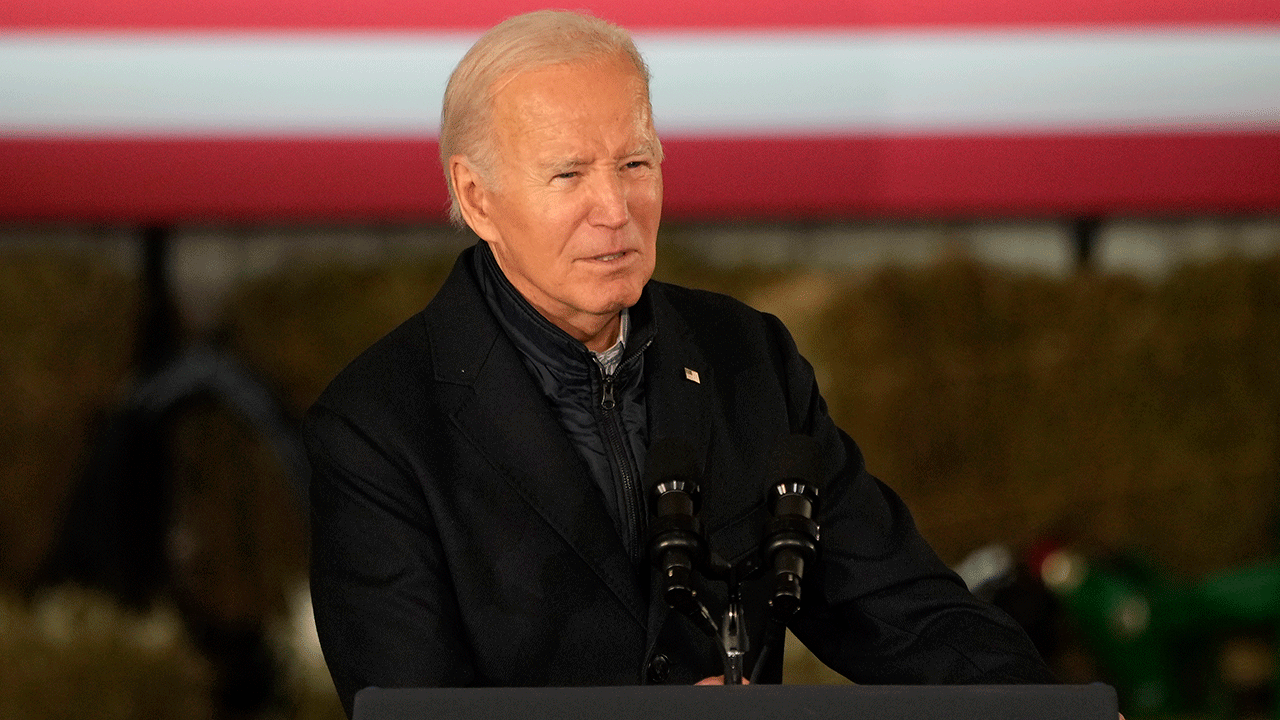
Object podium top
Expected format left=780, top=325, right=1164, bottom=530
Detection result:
left=354, top=683, right=1117, bottom=720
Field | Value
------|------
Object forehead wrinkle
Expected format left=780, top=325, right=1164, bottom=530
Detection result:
left=490, top=59, right=659, bottom=178
left=524, top=111, right=652, bottom=168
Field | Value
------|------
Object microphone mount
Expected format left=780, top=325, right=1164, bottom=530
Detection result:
left=763, top=480, right=821, bottom=620
left=645, top=434, right=826, bottom=686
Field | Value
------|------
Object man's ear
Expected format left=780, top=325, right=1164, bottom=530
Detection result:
left=450, top=155, right=499, bottom=241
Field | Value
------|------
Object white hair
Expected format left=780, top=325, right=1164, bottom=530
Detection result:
left=439, top=9, right=662, bottom=227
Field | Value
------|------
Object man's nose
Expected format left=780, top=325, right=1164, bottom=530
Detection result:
left=588, top=171, right=629, bottom=228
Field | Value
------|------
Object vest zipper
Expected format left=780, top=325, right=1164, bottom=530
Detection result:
left=599, top=369, right=642, bottom=562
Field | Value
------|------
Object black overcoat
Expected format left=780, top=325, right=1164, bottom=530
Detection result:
left=306, top=245, right=1053, bottom=717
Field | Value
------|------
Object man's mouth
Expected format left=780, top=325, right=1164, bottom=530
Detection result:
left=592, top=252, right=626, bottom=261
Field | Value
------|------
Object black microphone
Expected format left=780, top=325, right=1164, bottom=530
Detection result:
left=645, top=438, right=716, bottom=636
left=763, top=434, right=823, bottom=620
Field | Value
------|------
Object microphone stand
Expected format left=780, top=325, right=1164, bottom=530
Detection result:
left=652, top=518, right=818, bottom=685
left=659, top=551, right=753, bottom=684
left=656, top=545, right=764, bottom=685
left=719, top=566, right=748, bottom=684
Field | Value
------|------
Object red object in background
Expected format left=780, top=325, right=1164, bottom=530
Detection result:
left=2, top=0, right=1278, bottom=223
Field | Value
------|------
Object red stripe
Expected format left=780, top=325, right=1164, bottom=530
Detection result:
left=666, top=133, right=1280, bottom=219
left=3, top=133, right=1277, bottom=223
left=4, top=0, right=1277, bottom=31
left=0, top=139, right=446, bottom=224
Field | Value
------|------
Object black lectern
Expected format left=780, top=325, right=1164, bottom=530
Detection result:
left=353, top=683, right=1117, bottom=720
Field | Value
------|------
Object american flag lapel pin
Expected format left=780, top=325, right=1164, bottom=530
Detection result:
left=684, top=367, right=701, bottom=384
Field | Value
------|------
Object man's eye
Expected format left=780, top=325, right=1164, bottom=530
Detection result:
left=555, top=171, right=579, bottom=180
left=624, top=160, right=648, bottom=170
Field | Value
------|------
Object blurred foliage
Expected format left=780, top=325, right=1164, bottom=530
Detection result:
left=653, top=233, right=798, bottom=302
left=809, top=257, right=1280, bottom=575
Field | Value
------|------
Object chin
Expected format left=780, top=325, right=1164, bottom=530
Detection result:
left=587, top=280, right=646, bottom=313
left=613, top=285, right=646, bottom=311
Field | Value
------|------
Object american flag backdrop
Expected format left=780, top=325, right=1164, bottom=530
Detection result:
left=2, top=0, right=1278, bottom=223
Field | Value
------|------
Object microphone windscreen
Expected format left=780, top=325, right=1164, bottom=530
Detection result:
left=645, top=437, right=702, bottom=493
left=767, top=434, right=823, bottom=490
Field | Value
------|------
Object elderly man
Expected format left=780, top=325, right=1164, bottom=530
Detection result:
left=306, top=9, right=1055, bottom=718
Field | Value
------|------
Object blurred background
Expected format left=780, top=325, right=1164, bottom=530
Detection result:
left=2, top=1, right=1279, bottom=719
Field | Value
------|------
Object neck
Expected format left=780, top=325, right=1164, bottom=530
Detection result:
left=560, top=310, right=621, bottom=353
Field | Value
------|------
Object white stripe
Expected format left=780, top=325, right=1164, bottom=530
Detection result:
left=1, top=29, right=1277, bottom=137
left=0, top=32, right=473, bottom=136
left=646, top=30, right=1280, bottom=134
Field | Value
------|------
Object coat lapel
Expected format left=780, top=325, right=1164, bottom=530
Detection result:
left=641, top=285, right=718, bottom=656
left=643, top=288, right=713, bottom=469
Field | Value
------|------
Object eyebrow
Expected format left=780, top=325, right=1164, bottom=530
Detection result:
left=622, top=141, right=656, bottom=159
left=541, top=143, right=655, bottom=174
left=542, top=157, right=589, bottom=175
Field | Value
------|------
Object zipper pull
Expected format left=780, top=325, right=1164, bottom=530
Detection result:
left=601, top=376, right=616, bottom=411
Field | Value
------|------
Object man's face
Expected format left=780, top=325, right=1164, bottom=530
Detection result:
left=469, top=56, right=662, bottom=341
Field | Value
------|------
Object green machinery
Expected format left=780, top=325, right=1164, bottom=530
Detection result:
left=1033, top=543, right=1280, bottom=718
